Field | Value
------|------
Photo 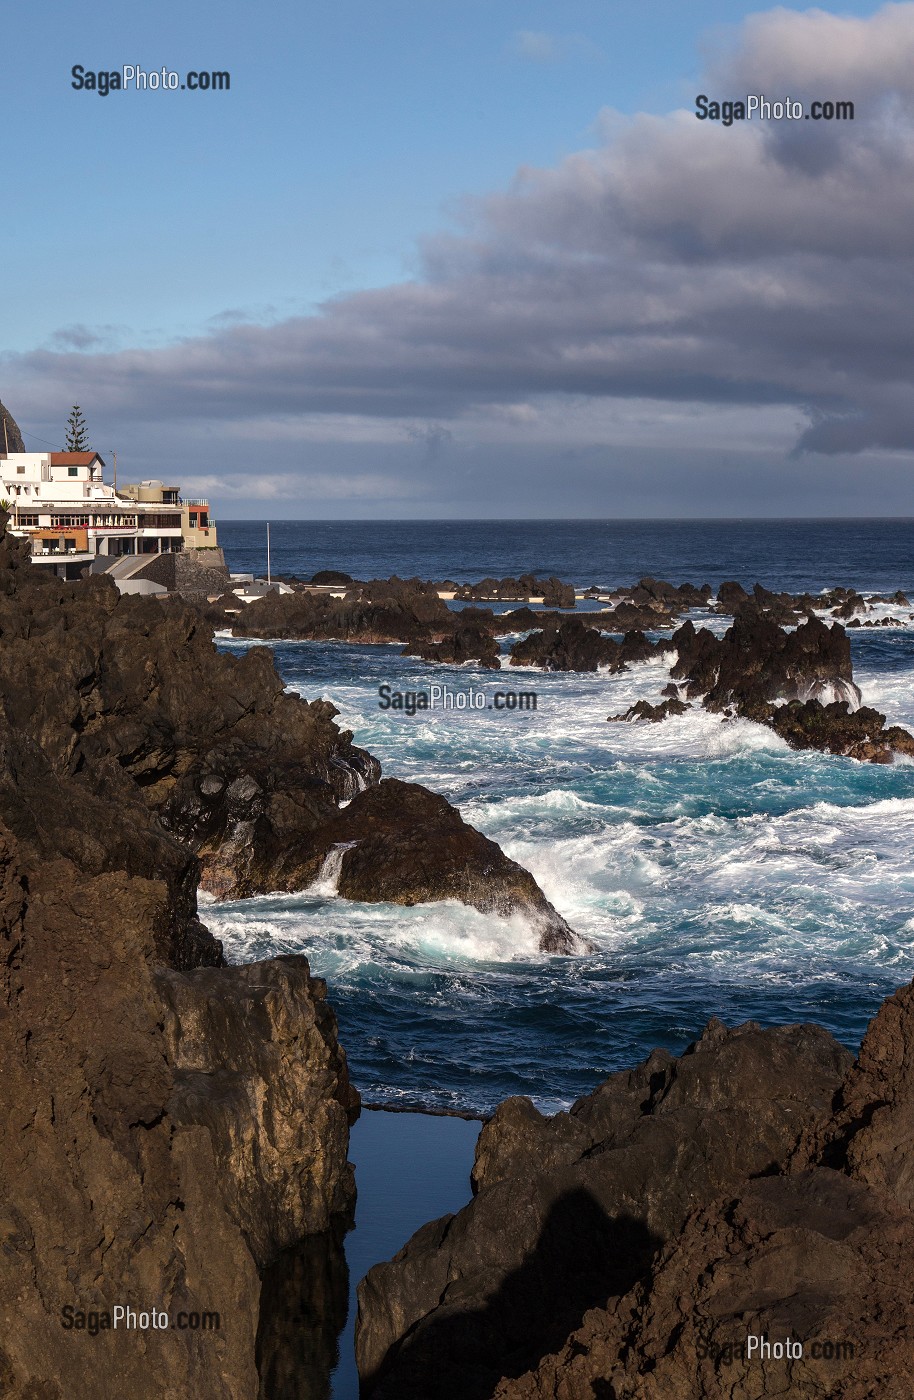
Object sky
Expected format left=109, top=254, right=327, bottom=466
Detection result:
left=2, top=0, right=913, bottom=518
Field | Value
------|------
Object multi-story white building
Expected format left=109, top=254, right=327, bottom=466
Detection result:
left=0, top=451, right=216, bottom=581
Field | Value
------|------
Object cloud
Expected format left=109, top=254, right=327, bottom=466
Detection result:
left=511, top=30, right=563, bottom=63
left=46, top=324, right=126, bottom=352
left=509, top=30, right=603, bottom=64
left=5, top=0, right=914, bottom=489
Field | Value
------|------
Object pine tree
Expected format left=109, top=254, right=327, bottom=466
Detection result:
left=65, top=405, right=90, bottom=453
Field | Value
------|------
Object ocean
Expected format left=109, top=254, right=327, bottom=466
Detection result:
left=207, top=519, right=914, bottom=1116
left=205, top=518, right=914, bottom=1399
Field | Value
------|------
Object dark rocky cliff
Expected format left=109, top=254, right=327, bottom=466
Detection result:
left=0, top=526, right=574, bottom=945
left=0, top=398, right=25, bottom=452
left=356, top=984, right=914, bottom=1400
left=0, top=722, right=358, bottom=1397
left=0, top=511, right=589, bottom=1397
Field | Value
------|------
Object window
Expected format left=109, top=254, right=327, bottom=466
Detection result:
left=67, top=467, right=78, bottom=477
left=199, top=514, right=209, bottom=528
left=188, top=513, right=197, bottom=527
left=16, top=465, right=24, bottom=475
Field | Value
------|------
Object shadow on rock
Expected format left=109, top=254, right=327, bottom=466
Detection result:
left=257, top=1226, right=350, bottom=1400
left=360, top=1189, right=659, bottom=1400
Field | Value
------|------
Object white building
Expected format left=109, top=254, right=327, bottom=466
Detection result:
left=0, top=452, right=198, bottom=580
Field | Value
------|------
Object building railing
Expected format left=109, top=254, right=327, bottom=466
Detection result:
left=181, top=498, right=210, bottom=506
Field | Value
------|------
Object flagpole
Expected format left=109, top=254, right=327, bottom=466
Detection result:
left=267, top=522, right=271, bottom=585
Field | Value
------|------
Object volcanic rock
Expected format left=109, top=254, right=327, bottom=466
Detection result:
left=671, top=613, right=860, bottom=711
left=493, top=1169, right=914, bottom=1400
left=0, top=527, right=573, bottom=932
left=231, top=575, right=453, bottom=644
left=451, top=576, right=575, bottom=608
left=0, top=730, right=358, bottom=1399
left=509, top=621, right=670, bottom=672
left=356, top=1019, right=850, bottom=1399
left=403, top=622, right=502, bottom=668
left=309, top=779, right=584, bottom=954
left=310, top=569, right=354, bottom=585
left=493, top=979, right=914, bottom=1400
left=608, top=697, right=691, bottom=723
left=715, top=579, right=750, bottom=612
left=769, top=699, right=914, bottom=762
left=0, top=398, right=25, bottom=452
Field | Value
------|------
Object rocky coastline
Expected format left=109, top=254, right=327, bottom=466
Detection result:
left=211, top=570, right=914, bottom=763
left=6, top=517, right=914, bottom=1398
left=0, top=522, right=584, bottom=1399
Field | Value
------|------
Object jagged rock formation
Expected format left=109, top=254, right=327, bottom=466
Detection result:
left=449, top=576, right=575, bottom=608
left=489, top=980, right=914, bottom=1400
left=509, top=622, right=670, bottom=672
left=671, top=613, right=858, bottom=712
left=311, top=780, right=585, bottom=954
left=608, top=697, right=691, bottom=723
left=770, top=698, right=914, bottom=762
left=230, top=576, right=453, bottom=644
left=356, top=1019, right=850, bottom=1399
left=0, top=398, right=25, bottom=452
left=668, top=614, right=914, bottom=761
left=403, top=618, right=502, bottom=669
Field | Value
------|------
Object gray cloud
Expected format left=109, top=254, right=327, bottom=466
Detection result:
left=5, top=1, right=914, bottom=485
left=509, top=30, right=604, bottom=64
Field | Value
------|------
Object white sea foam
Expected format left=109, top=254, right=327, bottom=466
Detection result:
left=208, top=891, right=547, bottom=971
left=306, top=842, right=358, bottom=897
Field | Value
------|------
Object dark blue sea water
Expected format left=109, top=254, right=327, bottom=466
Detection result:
left=207, top=520, right=914, bottom=1119
left=330, top=1112, right=480, bottom=1400
left=219, top=517, right=914, bottom=596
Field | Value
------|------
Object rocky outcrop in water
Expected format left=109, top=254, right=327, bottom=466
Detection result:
left=671, top=613, right=858, bottom=712
left=769, top=698, right=914, bottom=763
left=356, top=1019, right=850, bottom=1399
left=666, top=613, right=914, bottom=761
left=489, top=980, right=914, bottom=1400
left=403, top=619, right=502, bottom=669
left=608, top=697, right=691, bottom=723
left=311, top=779, right=584, bottom=954
left=0, top=531, right=571, bottom=934
left=231, top=576, right=453, bottom=644
left=450, top=576, right=575, bottom=608
left=509, top=621, right=670, bottom=672
left=0, top=533, right=377, bottom=900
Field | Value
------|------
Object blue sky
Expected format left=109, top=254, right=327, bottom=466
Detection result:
left=3, top=0, right=912, bottom=516
left=6, top=0, right=797, bottom=346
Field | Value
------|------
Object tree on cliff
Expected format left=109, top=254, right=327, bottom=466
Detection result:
left=65, top=405, right=89, bottom=453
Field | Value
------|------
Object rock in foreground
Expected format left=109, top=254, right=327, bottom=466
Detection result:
left=491, top=980, right=914, bottom=1399
left=0, top=730, right=358, bottom=1399
left=356, top=1019, right=850, bottom=1399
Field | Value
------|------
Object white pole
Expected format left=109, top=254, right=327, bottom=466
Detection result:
left=267, top=521, right=271, bottom=585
